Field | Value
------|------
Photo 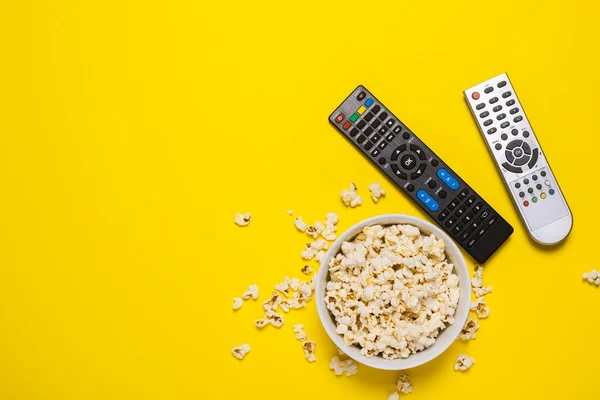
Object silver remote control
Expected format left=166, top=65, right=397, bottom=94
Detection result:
left=464, top=73, right=572, bottom=245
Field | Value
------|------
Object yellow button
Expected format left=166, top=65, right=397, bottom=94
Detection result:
left=541, top=193, right=546, bottom=199
left=357, top=105, right=366, bottom=115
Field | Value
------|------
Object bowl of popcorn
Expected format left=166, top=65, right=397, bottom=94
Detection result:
left=315, top=214, right=470, bottom=370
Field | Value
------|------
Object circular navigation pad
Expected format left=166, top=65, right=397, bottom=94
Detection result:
left=501, top=138, right=540, bottom=174
left=390, top=143, right=427, bottom=180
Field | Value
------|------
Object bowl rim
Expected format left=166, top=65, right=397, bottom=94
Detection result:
left=315, top=214, right=470, bottom=370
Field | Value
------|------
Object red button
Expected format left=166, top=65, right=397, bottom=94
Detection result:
left=472, top=92, right=480, bottom=100
left=342, top=121, right=352, bottom=130
left=523, top=201, right=529, bottom=207
left=335, top=114, right=345, bottom=123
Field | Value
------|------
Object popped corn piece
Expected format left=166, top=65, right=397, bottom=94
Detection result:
left=302, top=239, right=329, bottom=260
left=294, top=216, right=307, bottom=232
left=458, top=316, right=479, bottom=340
left=329, top=355, right=358, bottom=377
left=315, top=250, right=326, bottom=262
left=274, top=277, right=291, bottom=296
left=302, top=340, right=316, bottom=362
left=368, top=182, right=386, bottom=203
left=396, top=372, right=412, bottom=394
left=470, top=297, right=490, bottom=319
left=280, top=299, right=293, bottom=313
left=387, top=392, right=400, bottom=400
left=290, top=278, right=300, bottom=291
left=312, top=239, right=328, bottom=250
left=299, top=281, right=314, bottom=298
left=232, top=344, right=251, bottom=360
left=302, top=246, right=317, bottom=260
left=341, top=183, right=363, bottom=208
left=454, top=354, right=475, bottom=371
left=265, top=310, right=284, bottom=328
left=301, top=265, right=313, bottom=275
left=232, top=297, right=243, bottom=311
left=255, top=319, right=268, bottom=329
left=234, top=213, right=251, bottom=226
left=326, top=212, right=339, bottom=225
left=242, top=284, right=259, bottom=300
left=471, top=265, right=484, bottom=288
left=322, top=224, right=337, bottom=241
left=306, top=222, right=325, bottom=239
left=293, top=324, right=307, bottom=340
left=263, top=292, right=283, bottom=311
left=473, top=286, right=493, bottom=297
left=583, top=269, right=600, bottom=285
left=399, top=224, right=420, bottom=237
left=287, top=210, right=293, bottom=215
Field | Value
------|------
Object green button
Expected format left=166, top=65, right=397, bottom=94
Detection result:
left=532, top=197, right=538, bottom=203
left=349, top=113, right=359, bottom=123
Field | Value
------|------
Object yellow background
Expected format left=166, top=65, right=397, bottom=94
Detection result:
left=0, top=0, right=599, bottom=399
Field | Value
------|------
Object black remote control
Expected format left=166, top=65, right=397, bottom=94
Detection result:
left=329, top=86, right=513, bottom=263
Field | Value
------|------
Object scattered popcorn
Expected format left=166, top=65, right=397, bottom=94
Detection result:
left=329, top=355, right=358, bottom=377
left=458, top=316, right=479, bottom=340
left=368, top=182, right=386, bottom=203
left=583, top=269, right=600, bottom=286
left=471, top=264, right=492, bottom=298
left=290, top=278, right=300, bottom=291
left=260, top=310, right=284, bottom=328
left=232, top=297, right=243, bottom=311
left=454, top=354, right=475, bottom=371
left=471, top=265, right=483, bottom=288
left=302, top=239, right=329, bottom=260
left=242, top=284, right=259, bottom=300
left=315, top=250, right=326, bottom=262
left=263, top=291, right=283, bottom=311
left=280, top=299, right=293, bottom=312
left=396, top=372, right=413, bottom=394
left=341, top=183, right=363, bottom=208
left=287, top=210, right=293, bottom=215
left=301, top=265, right=313, bottom=275
left=302, top=339, right=316, bottom=362
left=234, top=212, right=251, bottom=226
left=474, top=286, right=493, bottom=297
left=326, top=212, right=339, bottom=225
left=306, top=221, right=325, bottom=239
left=256, top=278, right=315, bottom=329
left=232, top=344, right=251, bottom=360
left=322, top=224, right=337, bottom=241
left=294, top=216, right=307, bottom=232
left=255, top=318, right=269, bottom=328
left=470, top=297, right=490, bottom=319
left=387, top=392, right=400, bottom=400
left=274, top=276, right=291, bottom=296
left=321, top=212, right=340, bottom=241
left=325, top=224, right=460, bottom=359
left=293, top=324, right=307, bottom=340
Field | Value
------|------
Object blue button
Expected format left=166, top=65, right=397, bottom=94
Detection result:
left=364, top=98, right=373, bottom=107
left=437, top=168, right=460, bottom=191
left=549, top=189, right=555, bottom=195
left=417, top=190, right=439, bottom=211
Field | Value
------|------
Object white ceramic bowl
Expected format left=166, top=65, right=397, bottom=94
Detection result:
left=315, top=214, right=470, bottom=370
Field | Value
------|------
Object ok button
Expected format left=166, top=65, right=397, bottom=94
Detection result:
left=513, top=147, right=524, bottom=158
left=400, top=154, right=418, bottom=170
